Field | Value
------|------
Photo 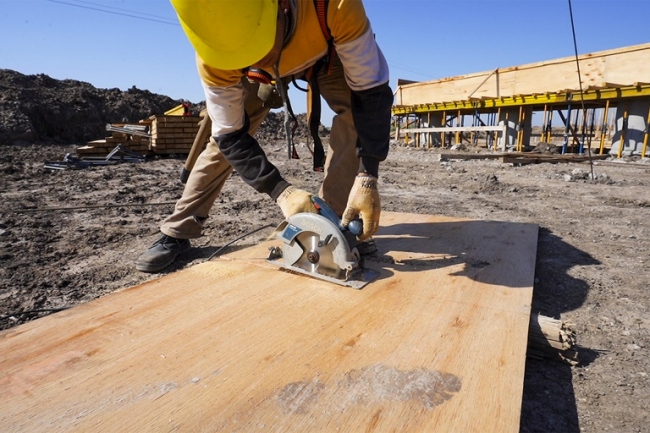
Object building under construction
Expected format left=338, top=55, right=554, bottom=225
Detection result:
left=392, top=43, right=650, bottom=158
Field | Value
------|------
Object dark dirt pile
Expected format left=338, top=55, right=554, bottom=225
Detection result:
left=0, top=68, right=323, bottom=147
left=1, top=70, right=649, bottom=433
left=0, top=69, right=202, bottom=145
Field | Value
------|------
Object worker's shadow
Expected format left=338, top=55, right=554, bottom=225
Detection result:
left=370, top=221, right=599, bottom=433
left=369, top=220, right=542, bottom=289
left=521, top=227, right=601, bottom=433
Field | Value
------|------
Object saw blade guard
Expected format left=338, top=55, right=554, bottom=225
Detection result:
left=275, top=213, right=360, bottom=276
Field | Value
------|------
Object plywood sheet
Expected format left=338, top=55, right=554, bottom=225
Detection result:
left=396, top=42, right=650, bottom=105
left=0, top=212, right=538, bottom=432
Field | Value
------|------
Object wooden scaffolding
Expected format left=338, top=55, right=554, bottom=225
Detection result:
left=392, top=43, right=650, bottom=157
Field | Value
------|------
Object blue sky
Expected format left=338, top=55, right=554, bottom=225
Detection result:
left=2, top=0, right=649, bottom=126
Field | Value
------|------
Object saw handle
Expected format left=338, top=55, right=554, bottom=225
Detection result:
left=346, top=220, right=363, bottom=236
left=311, top=196, right=363, bottom=237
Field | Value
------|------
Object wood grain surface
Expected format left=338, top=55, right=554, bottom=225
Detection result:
left=0, top=212, right=538, bottom=432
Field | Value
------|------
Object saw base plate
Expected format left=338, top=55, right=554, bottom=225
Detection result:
left=267, top=259, right=380, bottom=290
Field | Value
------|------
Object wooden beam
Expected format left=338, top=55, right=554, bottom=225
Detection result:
left=435, top=152, right=509, bottom=161
left=0, top=212, right=538, bottom=433
left=397, top=78, right=420, bottom=86
left=395, top=43, right=650, bottom=106
left=500, top=154, right=609, bottom=164
left=600, top=82, right=627, bottom=88
left=402, top=125, right=506, bottom=134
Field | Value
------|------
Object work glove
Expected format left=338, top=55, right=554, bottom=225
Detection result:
left=276, top=185, right=318, bottom=218
left=341, top=174, right=380, bottom=242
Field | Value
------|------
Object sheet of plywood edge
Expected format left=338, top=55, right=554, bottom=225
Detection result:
left=0, top=211, right=538, bottom=432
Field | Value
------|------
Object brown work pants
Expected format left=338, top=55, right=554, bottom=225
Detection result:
left=161, top=56, right=359, bottom=239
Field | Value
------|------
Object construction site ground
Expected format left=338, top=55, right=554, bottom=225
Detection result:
left=1, top=140, right=648, bottom=432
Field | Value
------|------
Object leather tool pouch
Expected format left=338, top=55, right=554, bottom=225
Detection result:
left=257, top=80, right=288, bottom=109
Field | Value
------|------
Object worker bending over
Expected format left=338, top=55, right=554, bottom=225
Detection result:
left=137, top=0, right=392, bottom=272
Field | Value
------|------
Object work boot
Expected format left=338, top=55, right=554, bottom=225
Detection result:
left=356, top=237, right=378, bottom=256
left=136, top=234, right=191, bottom=273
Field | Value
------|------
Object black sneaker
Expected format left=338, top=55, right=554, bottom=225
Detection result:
left=136, top=234, right=191, bottom=273
left=356, top=238, right=378, bottom=256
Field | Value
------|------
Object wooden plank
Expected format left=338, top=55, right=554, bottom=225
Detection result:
left=153, top=116, right=202, bottom=124
left=402, top=125, right=506, bottom=133
left=435, top=152, right=510, bottom=161
left=151, top=132, right=197, bottom=139
left=152, top=147, right=197, bottom=154
left=501, top=154, right=609, bottom=164
left=0, top=212, right=537, bottom=433
left=436, top=152, right=610, bottom=162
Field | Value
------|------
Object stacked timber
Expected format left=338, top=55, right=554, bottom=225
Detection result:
left=527, top=314, right=579, bottom=365
left=149, top=114, right=208, bottom=154
left=77, top=121, right=152, bottom=157
left=75, top=112, right=209, bottom=157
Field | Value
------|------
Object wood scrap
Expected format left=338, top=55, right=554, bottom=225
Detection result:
left=78, top=123, right=151, bottom=156
left=501, top=154, right=610, bottom=165
left=435, top=152, right=508, bottom=161
left=527, top=314, right=579, bottom=365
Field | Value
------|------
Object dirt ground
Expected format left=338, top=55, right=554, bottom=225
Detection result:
left=1, top=139, right=649, bottom=432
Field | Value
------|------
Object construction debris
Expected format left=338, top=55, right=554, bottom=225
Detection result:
left=435, top=151, right=610, bottom=164
left=500, top=153, right=610, bottom=165
left=77, top=121, right=152, bottom=157
left=44, top=145, right=145, bottom=171
left=527, top=314, right=579, bottom=365
left=105, top=123, right=150, bottom=138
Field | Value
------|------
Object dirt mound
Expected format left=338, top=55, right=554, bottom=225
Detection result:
left=0, top=69, right=195, bottom=145
left=257, top=111, right=328, bottom=143
left=0, top=69, right=326, bottom=146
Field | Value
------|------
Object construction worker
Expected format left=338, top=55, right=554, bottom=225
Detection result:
left=136, top=0, right=392, bottom=273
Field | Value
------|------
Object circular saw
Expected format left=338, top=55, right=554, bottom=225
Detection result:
left=267, top=197, right=379, bottom=289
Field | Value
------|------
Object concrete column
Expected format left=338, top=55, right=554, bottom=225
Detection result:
left=421, top=112, right=445, bottom=147
left=611, top=100, right=650, bottom=156
left=497, top=108, right=519, bottom=150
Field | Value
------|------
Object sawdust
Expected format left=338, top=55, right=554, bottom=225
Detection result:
left=338, top=364, right=461, bottom=409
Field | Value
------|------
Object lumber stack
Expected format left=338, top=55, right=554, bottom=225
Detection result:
left=75, top=111, right=210, bottom=157
left=149, top=114, right=208, bottom=154
left=76, top=121, right=152, bottom=157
